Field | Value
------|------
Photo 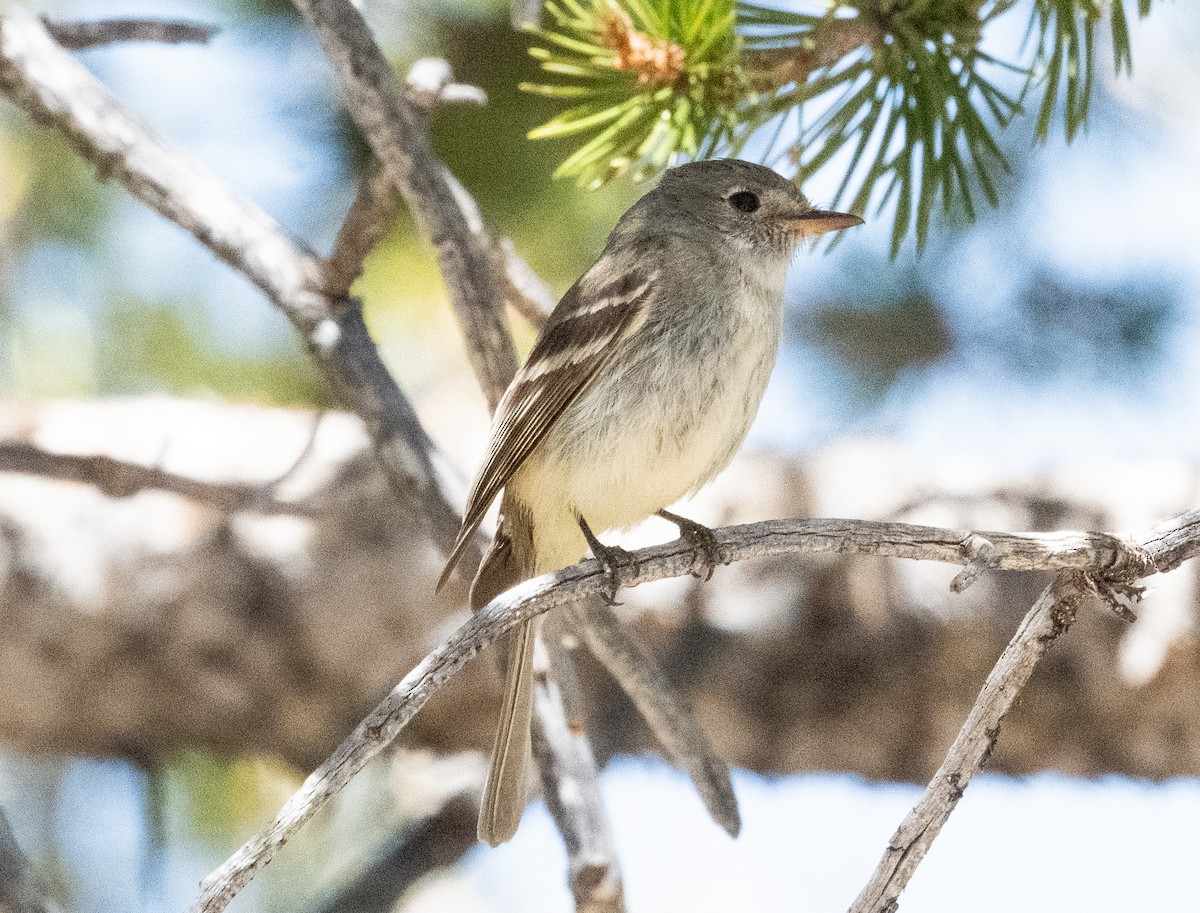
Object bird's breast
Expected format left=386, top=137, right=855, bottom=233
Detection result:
left=508, top=279, right=783, bottom=537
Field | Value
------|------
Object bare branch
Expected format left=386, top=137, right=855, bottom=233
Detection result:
left=0, top=807, right=52, bottom=913
left=564, top=599, right=740, bottom=836
left=0, top=8, right=464, bottom=553
left=292, top=0, right=518, bottom=409
left=501, top=237, right=555, bottom=328
left=848, top=572, right=1093, bottom=913
left=296, top=5, right=557, bottom=396
left=949, top=532, right=995, bottom=593
left=0, top=442, right=310, bottom=515
left=325, top=159, right=397, bottom=299
left=323, top=58, right=489, bottom=301
left=187, top=506, right=1196, bottom=912
left=43, top=17, right=217, bottom=49
left=531, top=636, right=626, bottom=912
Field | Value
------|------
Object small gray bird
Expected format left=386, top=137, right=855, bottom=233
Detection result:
left=439, top=159, right=862, bottom=845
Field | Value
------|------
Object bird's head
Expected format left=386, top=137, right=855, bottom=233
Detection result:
left=646, top=158, right=863, bottom=256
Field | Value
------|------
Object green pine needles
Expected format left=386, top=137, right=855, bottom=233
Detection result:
left=523, top=0, right=749, bottom=185
left=521, top=0, right=1154, bottom=252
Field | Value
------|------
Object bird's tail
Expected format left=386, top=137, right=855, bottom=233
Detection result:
left=470, top=511, right=540, bottom=847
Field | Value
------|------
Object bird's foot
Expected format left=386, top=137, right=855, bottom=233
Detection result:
left=657, top=509, right=722, bottom=581
left=577, top=516, right=638, bottom=605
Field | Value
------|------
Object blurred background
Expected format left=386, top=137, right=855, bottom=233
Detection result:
left=2, top=0, right=1200, bottom=911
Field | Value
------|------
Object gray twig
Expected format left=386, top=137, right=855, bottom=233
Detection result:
left=186, top=506, right=1197, bottom=912
left=323, top=57, right=489, bottom=301
left=325, top=159, right=398, bottom=299
left=564, top=599, right=740, bottom=836
left=950, top=532, right=996, bottom=593
left=0, top=806, right=53, bottom=913
left=531, top=635, right=627, bottom=913
left=847, top=572, right=1093, bottom=913
left=501, top=237, right=555, bottom=328
left=0, top=8, right=464, bottom=553
left=43, top=17, right=217, bottom=49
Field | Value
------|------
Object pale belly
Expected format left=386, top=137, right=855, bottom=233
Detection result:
left=504, top=306, right=780, bottom=573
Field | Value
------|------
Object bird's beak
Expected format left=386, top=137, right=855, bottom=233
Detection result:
left=778, top=209, right=864, bottom=238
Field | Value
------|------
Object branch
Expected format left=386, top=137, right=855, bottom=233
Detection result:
left=563, top=599, right=740, bottom=836
left=745, top=14, right=883, bottom=90
left=848, top=572, right=1092, bottom=913
left=188, top=506, right=1196, bottom=912
left=0, top=442, right=310, bottom=515
left=501, top=237, right=555, bottom=328
left=404, top=58, right=488, bottom=110
left=530, top=634, right=626, bottom=912
left=292, top=0, right=518, bottom=409
left=0, top=806, right=52, bottom=913
left=0, top=8, right=464, bottom=553
left=323, top=60, right=490, bottom=301
left=324, top=158, right=396, bottom=300
left=43, top=17, right=217, bottom=49
left=321, top=54, right=550, bottom=339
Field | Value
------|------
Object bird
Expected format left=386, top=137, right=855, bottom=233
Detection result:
left=438, top=158, right=863, bottom=845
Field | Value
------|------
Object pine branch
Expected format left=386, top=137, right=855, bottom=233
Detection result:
left=523, top=0, right=1156, bottom=252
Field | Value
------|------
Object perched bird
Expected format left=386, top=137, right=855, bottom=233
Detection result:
left=438, top=158, right=862, bottom=845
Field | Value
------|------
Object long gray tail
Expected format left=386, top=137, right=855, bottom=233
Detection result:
left=471, top=521, right=537, bottom=846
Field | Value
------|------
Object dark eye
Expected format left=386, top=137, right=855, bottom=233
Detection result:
left=727, top=191, right=760, bottom=213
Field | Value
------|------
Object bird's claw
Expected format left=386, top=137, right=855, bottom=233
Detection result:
left=577, top=515, right=638, bottom=605
left=590, top=540, right=639, bottom=605
left=658, top=510, right=721, bottom=581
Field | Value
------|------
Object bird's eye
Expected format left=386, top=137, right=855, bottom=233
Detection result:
left=727, top=191, right=760, bottom=213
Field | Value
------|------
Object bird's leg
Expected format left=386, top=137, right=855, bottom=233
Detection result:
left=577, top=515, right=638, bottom=606
left=656, top=509, right=722, bottom=581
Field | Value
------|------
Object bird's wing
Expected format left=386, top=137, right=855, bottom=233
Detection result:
left=437, top=258, right=657, bottom=589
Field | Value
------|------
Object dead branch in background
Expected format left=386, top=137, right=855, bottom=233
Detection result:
left=324, top=61, right=489, bottom=300
left=4, top=406, right=1189, bottom=784
left=324, top=159, right=399, bottom=300
left=188, top=506, right=1200, bottom=912
left=43, top=16, right=218, bottom=48
left=0, top=442, right=311, bottom=515
left=310, top=752, right=486, bottom=913
left=312, top=793, right=479, bottom=913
